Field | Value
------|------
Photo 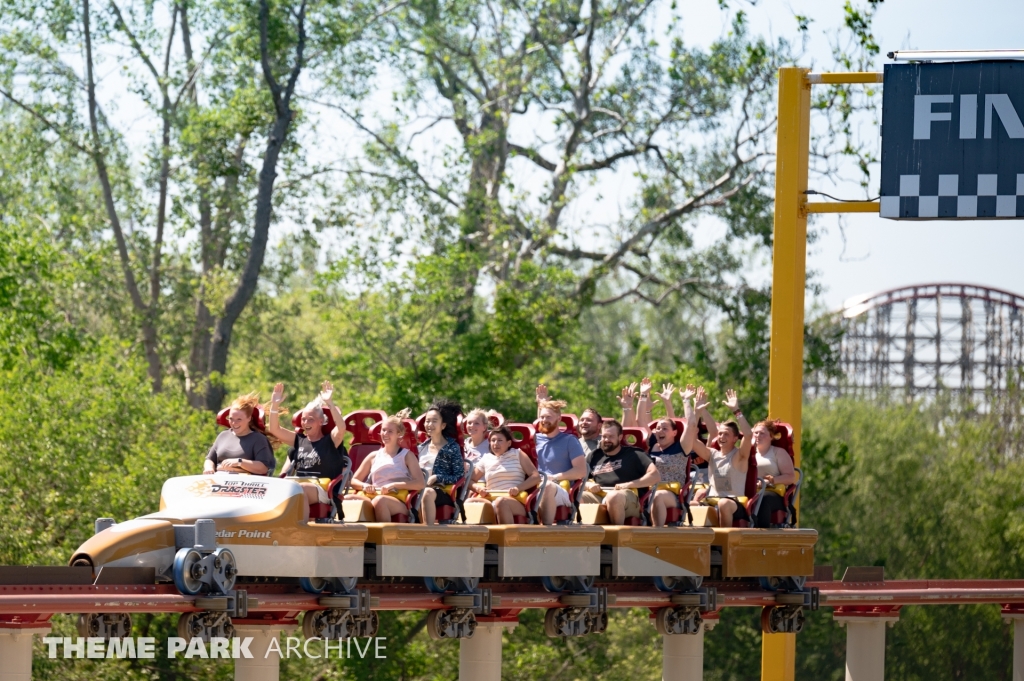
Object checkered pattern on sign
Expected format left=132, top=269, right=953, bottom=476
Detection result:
left=880, top=173, right=1024, bottom=219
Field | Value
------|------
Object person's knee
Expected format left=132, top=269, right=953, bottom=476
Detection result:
left=604, top=491, right=624, bottom=508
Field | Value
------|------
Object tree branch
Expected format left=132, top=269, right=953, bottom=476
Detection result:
left=508, top=143, right=556, bottom=171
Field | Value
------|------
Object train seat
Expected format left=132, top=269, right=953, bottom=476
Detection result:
left=363, top=523, right=488, bottom=578
left=620, top=426, right=650, bottom=451
left=506, top=423, right=537, bottom=464
left=485, top=525, right=604, bottom=578
left=344, top=418, right=420, bottom=523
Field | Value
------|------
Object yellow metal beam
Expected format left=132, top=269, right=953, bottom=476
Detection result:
left=761, top=65, right=812, bottom=681
left=807, top=71, right=883, bottom=84
left=805, top=201, right=880, bottom=214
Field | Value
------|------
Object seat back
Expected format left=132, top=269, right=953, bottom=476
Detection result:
left=216, top=406, right=266, bottom=433
left=532, top=414, right=579, bottom=437
left=349, top=443, right=382, bottom=473
left=343, top=410, right=387, bottom=445
left=620, top=427, right=650, bottom=452
left=506, top=423, right=538, bottom=465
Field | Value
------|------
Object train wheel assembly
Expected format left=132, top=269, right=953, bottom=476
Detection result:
left=653, top=575, right=703, bottom=593
left=176, top=611, right=236, bottom=642
left=427, top=608, right=477, bottom=640
left=302, top=609, right=379, bottom=639
left=424, top=576, right=454, bottom=594
left=172, top=548, right=206, bottom=595
left=760, top=605, right=805, bottom=634
left=300, top=577, right=330, bottom=595
left=654, top=606, right=703, bottom=636
left=77, top=613, right=132, bottom=639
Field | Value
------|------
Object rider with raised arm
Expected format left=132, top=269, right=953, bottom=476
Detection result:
left=751, top=420, right=797, bottom=527
left=467, top=426, right=541, bottom=524
left=617, top=382, right=639, bottom=427
left=266, top=382, right=348, bottom=520
left=535, top=394, right=588, bottom=525
left=653, top=382, right=677, bottom=420
left=418, top=399, right=464, bottom=526
left=690, top=388, right=753, bottom=527
left=648, top=384, right=694, bottom=527
left=204, top=392, right=275, bottom=476
left=580, top=420, right=661, bottom=525
left=636, top=377, right=656, bottom=426
left=346, top=412, right=425, bottom=522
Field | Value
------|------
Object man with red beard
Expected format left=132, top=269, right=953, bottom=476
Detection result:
left=535, top=384, right=601, bottom=456
left=535, top=398, right=587, bottom=525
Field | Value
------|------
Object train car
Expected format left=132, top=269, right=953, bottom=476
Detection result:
left=695, top=422, right=817, bottom=634
left=70, top=473, right=368, bottom=592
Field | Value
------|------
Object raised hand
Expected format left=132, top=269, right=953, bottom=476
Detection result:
left=722, top=388, right=740, bottom=411
left=319, top=380, right=334, bottom=405
left=617, top=383, right=637, bottom=409
left=536, top=383, right=549, bottom=403
left=694, top=386, right=711, bottom=411
left=639, top=377, right=652, bottom=398
left=681, top=384, right=697, bottom=402
left=655, top=383, right=676, bottom=403
left=271, top=382, right=286, bottom=406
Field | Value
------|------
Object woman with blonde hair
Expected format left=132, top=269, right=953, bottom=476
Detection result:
left=346, top=411, right=425, bottom=522
left=464, top=408, right=503, bottom=464
left=204, top=392, right=276, bottom=475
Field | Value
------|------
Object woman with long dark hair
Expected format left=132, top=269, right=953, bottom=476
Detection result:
left=418, top=399, right=464, bottom=525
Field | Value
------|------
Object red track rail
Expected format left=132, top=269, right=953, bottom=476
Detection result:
left=3, top=580, right=1024, bottom=620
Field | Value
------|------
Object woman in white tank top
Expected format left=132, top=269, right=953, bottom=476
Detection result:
left=751, top=421, right=797, bottom=527
left=346, top=415, right=424, bottom=522
left=466, top=427, right=541, bottom=524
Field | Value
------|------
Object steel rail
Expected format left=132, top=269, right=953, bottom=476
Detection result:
left=4, top=580, right=1024, bottom=617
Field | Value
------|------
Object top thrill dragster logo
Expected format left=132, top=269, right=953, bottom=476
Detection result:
left=210, top=481, right=268, bottom=499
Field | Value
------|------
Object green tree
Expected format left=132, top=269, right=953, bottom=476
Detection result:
left=0, top=0, right=382, bottom=409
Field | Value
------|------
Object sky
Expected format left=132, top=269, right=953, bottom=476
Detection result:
left=84, top=0, right=1024, bottom=312
left=703, top=0, right=1024, bottom=311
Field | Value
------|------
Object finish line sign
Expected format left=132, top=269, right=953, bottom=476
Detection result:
left=880, top=61, right=1024, bottom=219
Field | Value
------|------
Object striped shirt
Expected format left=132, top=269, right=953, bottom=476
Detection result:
left=476, top=449, right=526, bottom=491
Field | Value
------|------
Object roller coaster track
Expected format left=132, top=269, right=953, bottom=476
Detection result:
left=3, top=577, right=1024, bottom=625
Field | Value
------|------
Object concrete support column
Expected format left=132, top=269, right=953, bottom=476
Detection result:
left=0, top=626, right=50, bottom=681
left=662, top=619, right=715, bottom=681
left=1002, top=613, right=1024, bottom=681
left=834, top=614, right=899, bottom=681
left=233, top=625, right=285, bottom=681
left=459, top=621, right=517, bottom=681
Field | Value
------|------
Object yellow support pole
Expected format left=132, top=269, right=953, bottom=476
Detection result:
left=761, top=66, right=811, bottom=681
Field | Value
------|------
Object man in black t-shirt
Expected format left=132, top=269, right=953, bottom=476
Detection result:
left=580, top=420, right=661, bottom=524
